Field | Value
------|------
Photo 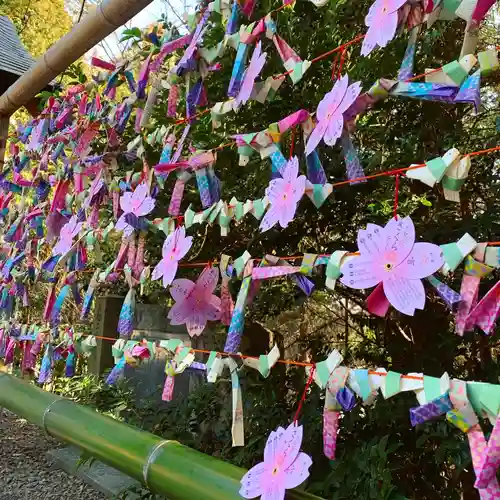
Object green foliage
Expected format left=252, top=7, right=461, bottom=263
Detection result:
left=0, top=0, right=72, bottom=57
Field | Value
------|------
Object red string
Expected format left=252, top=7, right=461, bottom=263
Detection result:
left=330, top=52, right=340, bottom=81
left=293, top=364, right=316, bottom=423
left=332, top=46, right=348, bottom=81
left=394, top=173, right=400, bottom=220
left=289, top=126, right=296, bottom=159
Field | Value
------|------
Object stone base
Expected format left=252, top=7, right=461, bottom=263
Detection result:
left=47, top=446, right=152, bottom=498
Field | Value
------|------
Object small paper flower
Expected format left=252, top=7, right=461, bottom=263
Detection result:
left=305, top=75, right=362, bottom=155
left=115, top=183, right=155, bottom=236
left=340, top=216, right=444, bottom=315
left=52, top=215, right=83, bottom=256
left=168, top=266, right=221, bottom=337
left=235, top=41, right=267, bottom=107
left=260, top=156, right=306, bottom=232
left=361, top=0, right=407, bottom=57
left=152, top=226, right=193, bottom=288
left=239, top=422, right=312, bottom=499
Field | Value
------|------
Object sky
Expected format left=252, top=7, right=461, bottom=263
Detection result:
left=80, top=0, right=193, bottom=62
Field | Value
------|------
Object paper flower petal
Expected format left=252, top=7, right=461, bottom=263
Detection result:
left=393, top=242, right=444, bottom=279
left=120, top=191, right=134, bottom=212
left=239, top=462, right=266, bottom=499
left=264, top=427, right=286, bottom=465
left=186, top=312, right=208, bottom=336
left=317, top=76, right=348, bottom=122
left=283, top=452, right=312, bottom=490
left=340, top=256, right=383, bottom=289
left=383, top=275, right=426, bottom=315
left=383, top=216, right=415, bottom=267
left=260, top=208, right=280, bottom=232
left=305, top=119, right=328, bottom=156
left=357, top=223, right=385, bottom=257
left=170, top=278, right=196, bottom=301
left=276, top=423, right=303, bottom=471
left=323, top=117, right=344, bottom=146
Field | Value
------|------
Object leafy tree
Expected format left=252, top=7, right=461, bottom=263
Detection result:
left=0, top=0, right=71, bottom=56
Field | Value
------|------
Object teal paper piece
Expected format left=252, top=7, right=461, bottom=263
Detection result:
left=440, top=243, right=463, bottom=271
left=467, top=382, right=500, bottom=417
left=315, top=359, right=332, bottom=389
left=424, top=376, right=443, bottom=401
left=354, top=369, right=372, bottom=401
left=384, top=371, right=401, bottom=398
left=252, top=199, right=266, bottom=219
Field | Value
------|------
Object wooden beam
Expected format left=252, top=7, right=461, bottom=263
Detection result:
left=0, top=0, right=154, bottom=117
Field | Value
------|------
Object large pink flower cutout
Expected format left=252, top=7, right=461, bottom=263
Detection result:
left=52, top=215, right=83, bottom=256
left=340, top=217, right=444, bottom=315
left=239, top=423, right=312, bottom=499
left=361, top=0, right=407, bottom=56
left=260, top=156, right=306, bottom=232
left=152, top=226, right=193, bottom=288
left=168, top=266, right=221, bottom=337
left=305, top=75, right=362, bottom=156
left=235, top=41, right=267, bottom=108
left=115, top=183, right=155, bottom=237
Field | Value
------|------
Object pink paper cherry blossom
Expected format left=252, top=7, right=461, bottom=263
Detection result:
left=361, top=0, right=408, bottom=57
left=340, top=216, right=444, bottom=315
left=152, top=226, right=193, bottom=288
left=305, top=75, right=362, bottom=156
left=239, top=422, right=312, bottom=499
left=52, top=215, right=83, bottom=256
left=235, top=41, right=267, bottom=108
left=115, top=183, right=155, bottom=237
left=260, top=156, right=306, bottom=232
left=168, top=266, right=221, bottom=337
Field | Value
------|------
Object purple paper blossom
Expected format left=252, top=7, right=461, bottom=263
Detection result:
left=168, top=267, right=221, bottom=337
left=361, top=0, right=407, bottom=56
left=152, top=226, right=193, bottom=288
left=305, top=75, right=362, bottom=155
left=115, top=183, right=155, bottom=237
left=260, top=156, right=306, bottom=232
left=52, top=215, right=83, bottom=256
left=340, top=216, right=444, bottom=315
left=239, top=422, right=312, bottom=499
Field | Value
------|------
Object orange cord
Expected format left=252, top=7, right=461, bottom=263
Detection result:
left=160, top=145, right=500, bottom=221
left=83, top=332, right=426, bottom=381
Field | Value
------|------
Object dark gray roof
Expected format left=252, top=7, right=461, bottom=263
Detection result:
left=0, top=16, right=36, bottom=77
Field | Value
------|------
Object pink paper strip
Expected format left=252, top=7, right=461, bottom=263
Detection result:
left=162, top=375, right=175, bottom=401
left=467, top=280, right=500, bottom=335
left=252, top=265, right=299, bottom=279
left=278, top=109, right=310, bottom=134
left=220, top=277, right=234, bottom=326
left=476, top=415, right=500, bottom=489
left=323, top=409, right=340, bottom=460
left=468, top=425, right=500, bottom=499
left=168, top=179, right=186, bottom=216
left=366, top=282, right=391, bottom=317
left=167, top=84, right=179, bottom=117
left=455, top=275, right=480, bottom=335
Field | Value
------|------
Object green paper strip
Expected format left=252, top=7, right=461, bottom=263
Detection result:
left=442, top=176, right=466, bottom=191
left=442, top=60, right=468, bottom=86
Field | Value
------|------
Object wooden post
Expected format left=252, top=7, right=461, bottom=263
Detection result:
left=0, top=115, right=9, bottom=171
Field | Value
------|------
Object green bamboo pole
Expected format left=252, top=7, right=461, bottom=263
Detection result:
left=0, top=373, right=323, bottom=500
